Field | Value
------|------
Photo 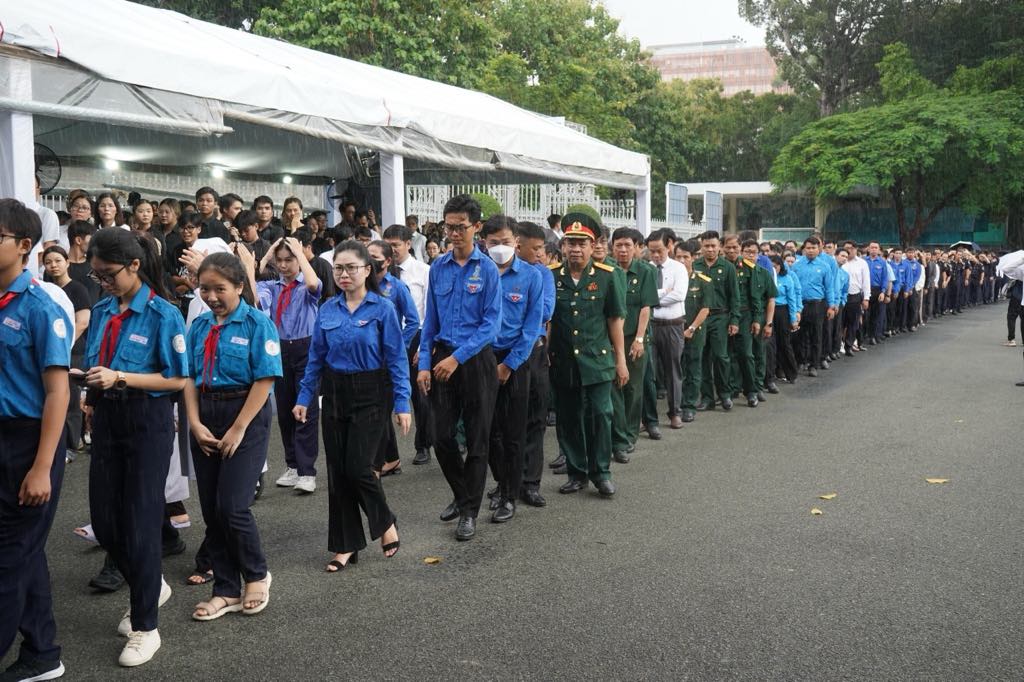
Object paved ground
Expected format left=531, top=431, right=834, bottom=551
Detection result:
left=5, top=303, right=1024, bottom=681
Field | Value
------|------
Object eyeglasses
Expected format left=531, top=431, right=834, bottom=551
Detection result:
left=0, top=233, right=21, bottom=244
left=181, top=224, right=201, bottom=232
left=333, top=263, right=369, bottom=275
left=88, top=265, right=127, bottom=284
left=443, top=223, right=470, bottom=235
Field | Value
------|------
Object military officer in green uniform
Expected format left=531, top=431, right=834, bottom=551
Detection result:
left=548, top=213, right=627, bottom=496
left=693, top=231, right=740, bottom=410
left=743, top=238, right=777, bottom=401
left=723, top=234, right=762, bottom=408
left=609, top=227, right=658, bottom=462
left=675, top=240, right=712, bottom=422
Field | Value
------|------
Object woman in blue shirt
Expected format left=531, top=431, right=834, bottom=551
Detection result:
left=769, top=254, right=802, bottom=385
left=293, top=241, right=411, bottom=573
left=83, top=228, right=188, bottom=668
left=183, top=252, right=282, bottom=621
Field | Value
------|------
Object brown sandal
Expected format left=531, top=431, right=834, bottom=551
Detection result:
left=192, top=596, right=242, bottom=621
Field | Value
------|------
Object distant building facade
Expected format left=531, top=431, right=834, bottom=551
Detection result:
left=648, top=39, right=792, bottom=96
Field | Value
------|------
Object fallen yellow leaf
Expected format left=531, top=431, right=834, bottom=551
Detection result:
left=925, top=478, right=950, bottom=484
left=818, top=493, right=838, bottom=501
left=423, top=556, right=443, bottom=565
left=810, top=508, right=823, bottom=516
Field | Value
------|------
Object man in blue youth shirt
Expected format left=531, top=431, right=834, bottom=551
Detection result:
left=417, top=195, right=502, bottom=541
left=479, top=216, right=542, bottom=524
left=903, top=247, right=923, bottom=332
left=790, top=236, right=835, bottom=377
left=864, top=241, right=889, bottom=345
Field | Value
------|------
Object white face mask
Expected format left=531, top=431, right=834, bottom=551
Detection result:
left=487, top=244, right=514, bottom=265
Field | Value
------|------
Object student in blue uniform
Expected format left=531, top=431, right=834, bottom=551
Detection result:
left=294, top=240, right=409, bottom=573
left=0, top=200, right=71, bottom=682
left=83, top=227, right=188, bottom=668
left=256, top=237, right=322, bottom=494
left=480, top=216, right=543, bottom=523
left=183, top=252, right=282, bottom=622
left=789, top=236, right=835, bottom=377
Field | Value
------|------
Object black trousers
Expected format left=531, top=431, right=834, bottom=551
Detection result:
left=1008, top=297, right=1024, bottom=341
left=522, top=340, right=549, bottom=492
left=322, top=369, right=395, bottom=554
left=408, top=331, right=433, bottom=452
left=868, top=287, right=884, bottom=340
left=772, top=305, right=798, bottom=382
left=63, top=353, right=84, bottom=451
left=90, top=393, right=173, bottom=632
left=652, top=321, right=684, bottom=417
left=641, top=350, right=659, bottom=426
left=489, top=348, right=531, bottom=501
left=429, top=344, right=498, bottom=518
left=829, top=304, right=844, bottom=355
left=374, top=381, right=398, bottom=469
left=905, top=291, right=921, bottom=328
left=191, top=394, right=270, bottom=598
left=843, top=294, right=863, bottom=350
left=798, top=299, right=826, bottom=369
left=274, top=337, right=319, bottom=476
left=0, top=418, right=65, bottom=665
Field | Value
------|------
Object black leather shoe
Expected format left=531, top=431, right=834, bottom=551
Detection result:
left=756, top=391, right=766, bottom=402
left=549, top=453, right=566, bottom=469
left=487, top=485, right=499, bottom=500
left=746, top=394, right=758, bottom=408
left=596, top=480, right=616, bottom=496
left=455, top=515, right=476, bottom=541
left=553, top=463, right=568, bottom=475
left=681, top=409, right=695, bottom=423
left=721, top=398, right=733, bottom=411
left=1015, top=380, right=1024, bottom=387
left=89, top=560, right=125, bottom=593
left=869, top=337, right=878, bottom=345
left=546, top=411, right=557, bottom=427
left=520, top=489, right=547, bottom=507
left=820, top=360, right=830, bottom=370
left=613, top=450, right=630, bottom=464
left=646, top=424, right=662, bottom=440
left=489, top=495, right=501, bottom=511
left=413, top=448, right=431, bottom=465
left=439, top=501, right=460, bottom=522
left=845, top=349, right=854, bottom=357
left=657, top=389, right=667, bottom=400
left=491, top=500, right=515, bottom=523
left=626, top=442, right=636, bottom=454
left=254, top=473, right=264, bottom=500
left=766, top=382, right=779, bottom=394
left=559, top=479, right=586, bottom=494
left=808, top=367, right=818, bottom=377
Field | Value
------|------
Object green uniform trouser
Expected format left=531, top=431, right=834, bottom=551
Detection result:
left=611, top=335, right=645, bottom=451
left=729, top=311, right=756, bottom=397
left=554, top=379, right=613, bottom=483
left=700, top=312, right=731, bottom=403
left=642, top=350, right=659, bottom=426
left=752, top=326, right=767, bottom=393
left=681, top=326, right=706, bottom=410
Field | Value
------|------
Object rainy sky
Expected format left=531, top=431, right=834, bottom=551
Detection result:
left=601, top=0, right=765, bottom=47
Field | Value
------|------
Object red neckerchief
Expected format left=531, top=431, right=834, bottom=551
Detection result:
left=275, top=280, right=299, bottom=328
left=201, top=324, right=223, bottom=390
left=98, top=289, right=155, bottom=367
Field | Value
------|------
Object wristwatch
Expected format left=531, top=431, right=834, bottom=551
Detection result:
left=114, top=371, right=128, bottom=390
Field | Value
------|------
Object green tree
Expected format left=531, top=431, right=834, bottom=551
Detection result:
left=133, top=0, right=268, bottom=28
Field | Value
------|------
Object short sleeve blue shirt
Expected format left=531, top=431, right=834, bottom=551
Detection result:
left=494, top=257, right=543, bottom=370
left=0, top=270, right=72, bottom=419
left=380, top=273, right=421, bottom=349
left=256, top=273, right=322, bottom=340
left=186, top=300, right=283, bottom=389
left=84, top=283, right=189, bottom=396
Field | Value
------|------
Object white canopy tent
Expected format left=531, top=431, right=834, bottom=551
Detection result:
left=0, top=0, right=651, bottom=228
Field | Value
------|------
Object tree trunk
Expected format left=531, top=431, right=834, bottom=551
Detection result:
left=891, top=177, right=907, bottom=246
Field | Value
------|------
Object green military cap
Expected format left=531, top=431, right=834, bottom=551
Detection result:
left=561, top=212, right=602, bottom=240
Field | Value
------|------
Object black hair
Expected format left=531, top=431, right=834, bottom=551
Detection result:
left=158, top=198, right=181, bottom=221
left=612, top=227, right=643, bottom=245
left=68, top=219, right=97, bottom=244
left=66, top=189, right=92, bottom=212
left=646, top=229, right=672, bottom=247
left=218, top=193, right=243, bottom=213
left=443, top=194, right=482, bottom=225
left=368, top=239, right=402, bottom=278
left=405, top=214, right=419, bottom=225
left=382, top=224, right=413, bottom=242
left=283, top=196, right=303, bottom=211
left=42, top=244, right=69, bottom=263
left=331, top=224, right=354, bottom=242
left=195, top=186, right=219, bottom=202
left=353, top=225, right=373, bottom=240
left=94, top=192, right=125, bottom=227
left=769, top=253, right=787, bottom=276
left=741, top=239, right=758, bottom=250
left=87, top=227, right=171, bottom=299
left=340, top=200, right=358, bottom=212
left=480, top=214, right=517, bottom=239
left=0, top=199, right=42, bottom=261
left=197, top=252, right=255, bottom=306
left=684, top=239, right=701, bottom=255
left=235, top=209, right=259, bottom=231
left=291, top=228, right=313, bottom=248
left=354, top=209, right=369, bottom=221
left=309, top=210, right=327, bottom=220
left=252, top=195, right=274, bottom=210
left=803, top=236, right=822, bottom=248
left=547, top=214, right=562, bottom=229
left=177, top=211, right=203, bottom=230
left=333, top=239, right=382, bottom=295
left=181, top=201, right=197, bottom=213
left=56, top=210, right=71, bottom=224
left=544, top=242, right=560, bottom=259
left=698, top=230, right=721, bottom=242
left=516, top=221, right=546, bottom=242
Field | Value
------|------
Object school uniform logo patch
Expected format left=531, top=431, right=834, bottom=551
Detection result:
left=230, top=336, right=249, bottom=346
left=265, top=340, right=280, bottom=356
left=53, top=318, right=67, bottom=338
left=172, top=334, right=186, bottom=354
left=507, top=293, right=523, bottom=303
left=466, top=283, right=480, bottom=293
left=3, top=316, right=21, bottom=331
left=356, top=320, right=370, bottom=327
left=129, top=334, right=149, bottom=345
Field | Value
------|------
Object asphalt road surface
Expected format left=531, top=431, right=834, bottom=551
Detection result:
left=6, top=303, right=1023, bottom=681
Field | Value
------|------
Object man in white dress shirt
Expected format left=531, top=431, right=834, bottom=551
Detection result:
left=646, top=229, right=688, bottom=430
left=841, top=240, right=871, bottom=354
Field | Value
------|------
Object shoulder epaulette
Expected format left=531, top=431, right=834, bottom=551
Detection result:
left=697, top=273, right=712, bottom=282
left=743, top=258, right=755, bottom=268
left=593, top=261, right=615, bottom=272
left=548, top=262, right=562, bottom=270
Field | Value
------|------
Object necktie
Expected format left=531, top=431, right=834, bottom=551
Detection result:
left=0, top=291, right=18, bottom=310
left=657, top=264, right=664, bottom=288
left=275, top=280, right=299, bottom=329
left=201, top=324, right=223, bottom=389
left=98, top=308, right=134, bottom=367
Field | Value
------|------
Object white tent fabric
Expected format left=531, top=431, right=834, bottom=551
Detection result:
left=0, top=0, right=650, bottom=189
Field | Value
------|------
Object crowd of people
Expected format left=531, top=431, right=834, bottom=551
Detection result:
left=0, top=184, right=1004, bottom=681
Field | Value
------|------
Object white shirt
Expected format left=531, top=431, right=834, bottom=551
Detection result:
left=651, top=257, right=687, bottom=320
left=842, top=256, right=871, bottom=297
left=25, top=200, right=60, bottom=276
left=397, top=254, right=430, bottom=321
left=410, top=231, right=427, bottom=262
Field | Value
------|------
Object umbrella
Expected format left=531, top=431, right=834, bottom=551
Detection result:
left=997, top=250, right=1024, bottom=281
left=949, top=240, right=981, bottom=252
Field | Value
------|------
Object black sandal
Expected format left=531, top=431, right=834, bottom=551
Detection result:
left=381, top=463, right=402, bottom=477
left=186, top=570, right=214, bottom=586
left=382, top=540, right=400, bottom=558
left=325, top=552, right=358, bottom=572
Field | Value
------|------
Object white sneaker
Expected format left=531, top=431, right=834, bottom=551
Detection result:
left=275, top=467, right=299, bottom=487
left=118, top=629, right=160, bottom=667
left=294, top=475, right=316, bottom=493
left=118, top=576, right=171, bottom=636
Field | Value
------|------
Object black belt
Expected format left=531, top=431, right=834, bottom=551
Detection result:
left=200, top=386, right=251, bottom=401
left=652, top=317, right=685, bottom=326
left=281, top=336, right=311, bottom=346
left=708, top=309, right=727, bottom=315
left=100, top=388, right=149, bottom=401
left=805, top=299, right=824, bottom=304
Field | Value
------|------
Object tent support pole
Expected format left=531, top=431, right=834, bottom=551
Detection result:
left=0, top=58, right=35, bottom=203
left=636, top=173, right=652, bottom=235
left=379, top=152, right=405, bottom=229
